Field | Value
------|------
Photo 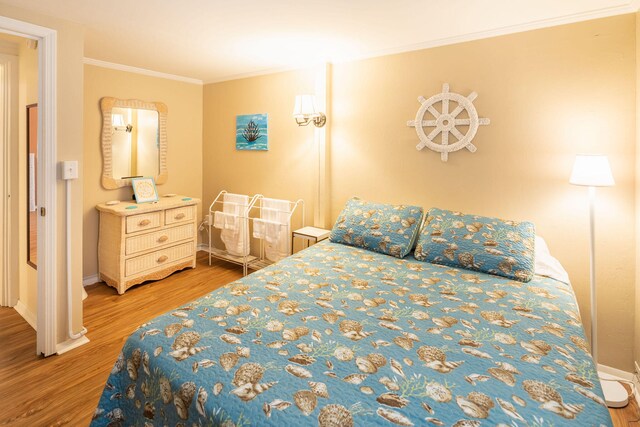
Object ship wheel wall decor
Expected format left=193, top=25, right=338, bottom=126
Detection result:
left=407, top=83, right=490, bottom=162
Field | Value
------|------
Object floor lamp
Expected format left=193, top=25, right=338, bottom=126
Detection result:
left=569, top=154, right=628, bottom=408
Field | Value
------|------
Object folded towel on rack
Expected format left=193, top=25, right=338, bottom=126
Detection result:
left=261, top=198, right=291, bottom=262
left=252, top=218, right=266, bottom=239
left=213, top=211, right=225, bottom=229
left=265, top=221, right=282, bottom=245
left=214, top=211, right=239, bottom=231
left=220, top=193, right=250, bottom=257
left=253, top=218, right=284, bottom=241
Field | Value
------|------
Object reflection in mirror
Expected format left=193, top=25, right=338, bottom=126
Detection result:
left=111, top=107, right=160, bottom=179
left=100, top=97, right=167, bottom=189
left=27, top=103, right=37, bottom=269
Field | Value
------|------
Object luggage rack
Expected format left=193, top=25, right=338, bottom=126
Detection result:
left=207, top=190, right=304, bottom=275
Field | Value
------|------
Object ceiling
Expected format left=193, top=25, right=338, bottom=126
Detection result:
left=0, top=0, right=637, bottom=83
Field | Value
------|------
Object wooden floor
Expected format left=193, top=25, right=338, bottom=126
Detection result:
left=611, top=384, right=640, bottom=426
left=0, top=252, right=243, bottom=426
left=0, top=251, right=639, bottom=426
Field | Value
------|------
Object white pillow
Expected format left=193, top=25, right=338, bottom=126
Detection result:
left=535, top=235, right=570, bottom=285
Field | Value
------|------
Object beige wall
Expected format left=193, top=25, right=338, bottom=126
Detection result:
left=83, top=65, right=203, bottom=279
left=202, top=68, right=318, bottom=240
left=17, top=37, right=38, bottom=319
left=333, top=15, right=637, bottom=371
left=204, top=15, right=636, bottom=371
left=0, top=3, right=85, bottom=345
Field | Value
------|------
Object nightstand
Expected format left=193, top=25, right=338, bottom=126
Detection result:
left=292, top=226, right=331, bottom=252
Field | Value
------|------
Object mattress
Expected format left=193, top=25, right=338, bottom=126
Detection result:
left=91, top=241, right=612, bottom=426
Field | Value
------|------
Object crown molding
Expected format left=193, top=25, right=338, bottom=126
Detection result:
left=329, top=3, right=640, bottom=66
left=205, top=2, right=639, bottom=84
left=204, top=64, right=318, bottom=85
left=87, top=2, right=639, bottom=85
left=83, top=57, right=203, bottom=85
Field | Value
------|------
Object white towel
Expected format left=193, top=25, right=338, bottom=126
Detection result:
left=214, top=210, right=239, bottom=231
left=261, top=198, right=291, bottom=262
left=253, top=218, right=267, bottom=239
left=253, top=218, right=283, bottom=241
left=220, top=193, right=250, bottom=256
left=265, top=221, right=282, bottom=245
left=225, top=214, right=239, bottom=230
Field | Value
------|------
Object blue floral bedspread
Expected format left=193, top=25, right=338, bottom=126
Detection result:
left=91, top=241, right=612, bottom=426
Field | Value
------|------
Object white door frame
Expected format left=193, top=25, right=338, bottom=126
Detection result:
left=0, top=16, right=57, bottom=356
left=0, top=57, right=7, bottom=307
left=0, top=52, right=18, bottom=308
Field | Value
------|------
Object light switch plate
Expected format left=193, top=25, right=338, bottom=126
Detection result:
left=62, top=160, right=78, bottom=180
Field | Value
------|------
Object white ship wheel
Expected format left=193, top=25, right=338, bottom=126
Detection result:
left=407, top=83, right=490, bottom=162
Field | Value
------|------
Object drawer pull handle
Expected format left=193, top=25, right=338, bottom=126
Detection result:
left=139, top=219, right=151, bottom=226
left=175, top=213, right=186, bottom=220
left=158, top=235, right=169, bottom=243
left=157, top=255, right=168, bottom=263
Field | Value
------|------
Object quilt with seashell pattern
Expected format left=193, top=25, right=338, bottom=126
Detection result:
left=91, top=241, right=612, bottom=427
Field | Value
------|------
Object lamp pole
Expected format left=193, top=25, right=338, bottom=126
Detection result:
left=570, top=154, right=626, bottom=407
left=588, top=185, right=597, bottom=364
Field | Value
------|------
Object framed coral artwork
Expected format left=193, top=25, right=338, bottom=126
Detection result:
left=132, top=177, right=159, bottom=203
left=236, top=113, right=268, bottom=151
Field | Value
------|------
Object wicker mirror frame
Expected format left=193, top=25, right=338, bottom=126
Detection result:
left=100, top=97, right=168, bottom=189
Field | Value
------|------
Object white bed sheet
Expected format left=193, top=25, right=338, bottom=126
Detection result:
left=535, top=235, right=570, bottom=285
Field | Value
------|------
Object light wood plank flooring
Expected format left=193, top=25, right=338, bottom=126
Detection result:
left=0, top=252, right=243, bottom=426
left=610, top=384, right=640, bottom=426
left=0, top=251, right=639, bottom=426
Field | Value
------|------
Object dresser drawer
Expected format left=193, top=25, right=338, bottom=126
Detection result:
left=125, top=242, right=194, bottom=277
left=165, top=205, right=195, bottom=225
left=125, top=223, right=194, bottom=255
left=126, top=211, right=162, bottom=234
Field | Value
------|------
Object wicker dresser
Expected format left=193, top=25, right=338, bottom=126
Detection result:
left=96, top=196, right=200, bottom=294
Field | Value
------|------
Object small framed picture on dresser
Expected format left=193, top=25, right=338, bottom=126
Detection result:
left=131, top=177, right=159, bottom=203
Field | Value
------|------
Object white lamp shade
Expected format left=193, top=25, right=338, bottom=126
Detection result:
left=112, top=113, right=125, bottom=127
left=569, top=154, right=615, bottom=187
left=293, top=95, right=320, bottom=118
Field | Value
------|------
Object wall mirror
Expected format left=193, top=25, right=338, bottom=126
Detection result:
left=100, top=97, right=168, bottom=189
left=27, top=103, right=37, bottom=269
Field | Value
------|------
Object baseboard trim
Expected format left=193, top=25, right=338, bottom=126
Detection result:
left=14, top=300, right=36, bottom=330
left=56, top=335, right=90, bottom=355
left=83, top=274, right=100, bottom=286
left=598, top=363, right=639, bottom=407
left=598, top=363, right=634, bottom=381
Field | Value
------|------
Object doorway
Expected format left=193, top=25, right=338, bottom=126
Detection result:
left=0, top=35, right=39, bottom=338
left=0, top=17, right=58, bottom=357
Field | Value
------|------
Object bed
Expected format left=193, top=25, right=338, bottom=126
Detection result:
left=91, top=200, right=612, bottom=427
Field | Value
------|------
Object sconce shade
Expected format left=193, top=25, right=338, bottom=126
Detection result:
left=112, top=114, right=125, bottom=127
left=570, top=154, right=615, bottom=187
left=293, top=94, right=326, bottom=127
left=293, top=95, right=320, bottom=118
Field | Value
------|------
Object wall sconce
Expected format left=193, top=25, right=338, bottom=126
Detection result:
left=293, top=94, right=326, bottom=127
left=112, top=113, right=133, bottom=133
